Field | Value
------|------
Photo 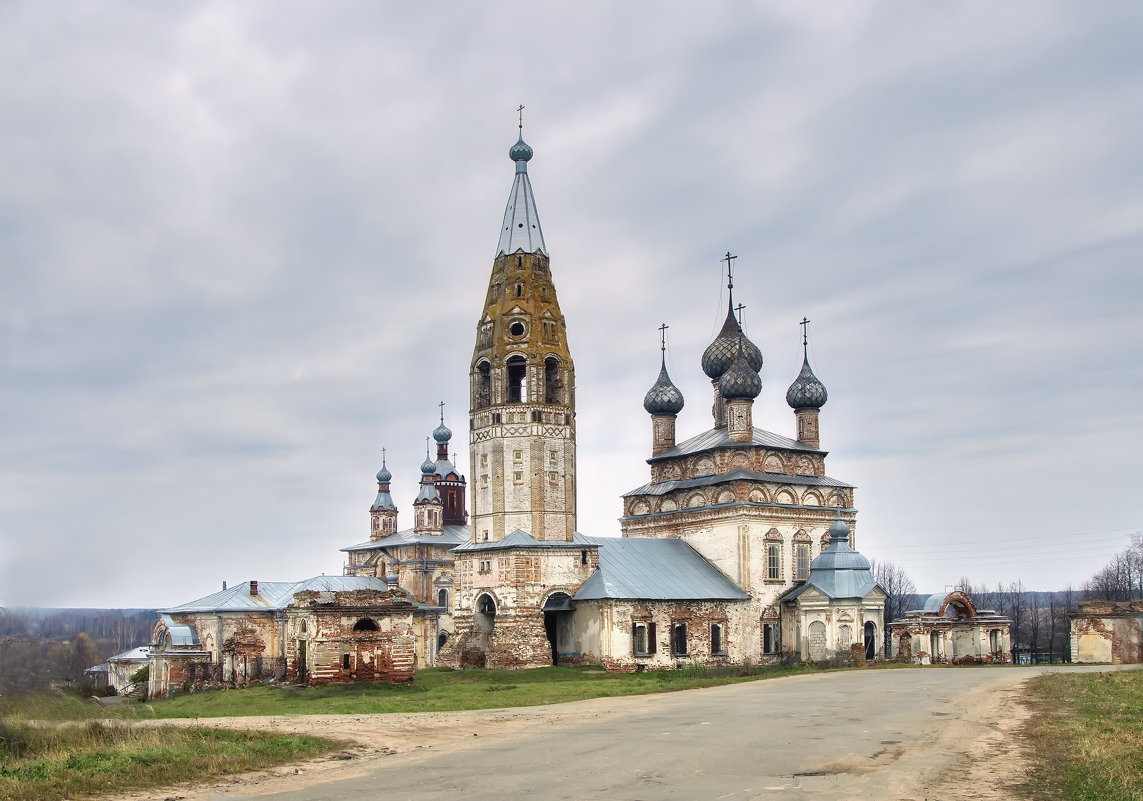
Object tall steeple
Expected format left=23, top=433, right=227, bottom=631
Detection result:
left=469, top=124, right=577, bottom=543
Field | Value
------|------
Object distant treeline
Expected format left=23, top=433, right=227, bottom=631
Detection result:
left=0, top=609, right=157, bottom=694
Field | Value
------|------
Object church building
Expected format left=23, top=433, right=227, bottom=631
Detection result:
left=148, top=128, right=886, bottom=695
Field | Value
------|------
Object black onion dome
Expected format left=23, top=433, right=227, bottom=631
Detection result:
left=718, top=339, right=763, bottom=400
left=785, top=354, right=828, bottom=409
left=643, top=360, right=685, bottom=415
left=702, top=308, right=763, bottom=379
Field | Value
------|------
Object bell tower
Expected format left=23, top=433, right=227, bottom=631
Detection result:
left=469, top=127, right=576, bottom=543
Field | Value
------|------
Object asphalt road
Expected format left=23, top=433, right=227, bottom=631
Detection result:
left=223, top=665, right=1123, bottom=801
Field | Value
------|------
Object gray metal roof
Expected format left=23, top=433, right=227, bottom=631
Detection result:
left=161, top=576, right=405, bottom=613
left=496, top=138, right=547, bottom=257
left=623, top=468, right=853, bottom=498
left=341, top=524, right=470, bottom=552
left=453, top=528, right=596, bottom=553
left=782, top=538, right=882, bottom=602
left=159, top=614, right=201, bottom=646
left=573, top=537, right=749, bottom=601
left=648, top=426, right=822, bottom=463
left=107, top=646, right=151, bottom=663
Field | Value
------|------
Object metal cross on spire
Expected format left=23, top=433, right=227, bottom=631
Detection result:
left=800, top=317, right=811, bottom=353
left=517, top=104, right=525, bottom=131
left=658, top=322, right=669, bottom=353
left=381, top=447, right=386, bottom=468
left=439, top=400, right=446, bottom=424
left=721, top=251, right=737, bottom=292
left=735, top=303, right=746, bottom=326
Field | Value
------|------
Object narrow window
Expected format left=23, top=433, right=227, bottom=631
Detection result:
left=632, top=623, right=647, bottom=655
left=672, top=623, right=687, bottom=656
left=507, top=356, right=526, bottom=403
left=544, top=357, right=561, bottom=403
left=515, top=283, right=523, bottom=297
left=795, top=543, right=809, bottom=581
left=767, top=544, right=780, bottom=580
left=341, top=654, right=350, bottom=670
left=710, top=624, right=723, bottom=655
left=476, top=361, right=491, bottom=409
left=580, top=549, right=588, bottom=565
left=763, top=623, right=777, bottom=654
left=438, top=588, right=448, bottom=609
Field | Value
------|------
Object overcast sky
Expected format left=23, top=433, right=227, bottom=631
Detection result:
left=2, top=2, right=1141, bottom=609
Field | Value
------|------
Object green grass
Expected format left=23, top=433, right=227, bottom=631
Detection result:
left=0, top=695, right=345, bottom=801
left=138, top=661, right=914, bottom=719
left=1022, top=670, right=1143, bottom=801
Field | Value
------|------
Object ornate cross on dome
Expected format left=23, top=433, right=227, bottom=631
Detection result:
left=517, top=104, right=525, bottom=131
left=721, top=251, right=737, bottom=292
left=439, top=400, right=446, bottom=424
left=800, top=316, right=812, bottom=352
left=735, top=303, right=746, bottom=325
left=381, top=447, right=386, bottom=468
left=658, top=322, right=669, bottom=353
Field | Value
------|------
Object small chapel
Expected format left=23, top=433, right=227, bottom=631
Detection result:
left=148, top=129, right=886, bottom=695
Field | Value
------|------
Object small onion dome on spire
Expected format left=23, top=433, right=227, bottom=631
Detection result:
left=433, top=420, right=452, bottom=444
left=509, top=136, right=534, bottom=164
left=643, top=357, right=685, bottom=415
left=718, top=337, right=763, bottom=400
left=786, top=353, right=828, bottom=409
left=376, top=464, right=392, bottom=483
left=702, top=308, right=762, bottom=379
left=827, top=512, right=851, bottom=544
left=421, top=456, right=435, bottom=475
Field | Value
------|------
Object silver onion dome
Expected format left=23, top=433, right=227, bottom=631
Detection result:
left=702, top=309, right=762, bottom=379
left=718, top=338, right=763, bottom=400
left=376, top=465, right=392, bottom=483
left=509, top=137, right=533, bottom=163
left=421, top=456, right=435, bottom=475
left=785, top=354, right=828, bottom=409
left=432, top=421, right=452, bottom=444
left=643, top=360, right=685, bottom=415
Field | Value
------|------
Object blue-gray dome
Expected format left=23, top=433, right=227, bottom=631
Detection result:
left=433, top=422, right=452, bottom=444
left=786, top=354, right=828, bottom=409
left=643, top=361, right=685, bottom=415
left=702, top=308, right=762, bottom=379
left=509, top=137, right=533, bottom=163
left=718, top=339, right=763, bottom=400
left=376, top=465, right=392, bottom=483
left=421, top=457, right=435, bottom=475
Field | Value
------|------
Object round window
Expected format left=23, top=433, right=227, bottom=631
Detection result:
left=508, top=321, right=526, bottom=337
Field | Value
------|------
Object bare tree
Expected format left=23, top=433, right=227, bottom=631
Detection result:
left=871, top=559, right=917, bottom=646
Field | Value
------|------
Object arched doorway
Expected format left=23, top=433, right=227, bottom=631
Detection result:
left=472, top=593, right=497, bottom=665
left=863, top=621, right=877, bottom=660
left=542, top=592, right=573, bottom=665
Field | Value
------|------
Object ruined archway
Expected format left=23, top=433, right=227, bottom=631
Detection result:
left=542, top=592, right=573, bottom=665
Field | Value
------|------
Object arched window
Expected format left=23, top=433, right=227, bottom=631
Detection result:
left=437, top=631, right=449, bottom=651
left=477, top=594, right=497, bottom=616
left=506, top=356, right=527, bottom=403
left=353, top=618, right=378, bottom=632
left=437, top=588, right=449, bottom=609
left=863, top=622, right=877, bottom=660
left=762, top=623, right=778, bottom=654
left=710, top=623, right=724, bottom=655
left=544, top=357, right=561, bottom=403
left=476, top=361, right=491, bottom=409
left=795, top=543, right=810, bottom=581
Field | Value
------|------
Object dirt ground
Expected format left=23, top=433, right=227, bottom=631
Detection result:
left=120, top=671, right=1038, bottom=801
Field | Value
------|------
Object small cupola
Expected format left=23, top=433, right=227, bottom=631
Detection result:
left=718, top=335, right=762, bottom=444
left=787, top=319, right=828, bottom=449
left=643, top=326, right=685, bottom=456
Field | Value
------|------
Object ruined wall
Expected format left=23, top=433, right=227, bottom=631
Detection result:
left=1069, top=602, right=1143, bottom=664
left=785, top=587, right=885, bottom=663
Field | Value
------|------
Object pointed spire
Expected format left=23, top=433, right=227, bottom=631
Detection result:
left=370, top=448, right=397, bottom=513
left=497, top=112, right=547, bottom=256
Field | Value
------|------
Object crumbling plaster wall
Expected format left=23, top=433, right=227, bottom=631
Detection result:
left=1069, top=602, right=1143, bottom=664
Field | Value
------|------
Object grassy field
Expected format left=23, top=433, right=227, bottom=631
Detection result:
left=136, top=662, right=841, bottom=718
left=1022, top=669, right=1143, bottom=801
left=0, top=694, right=344, bottom=801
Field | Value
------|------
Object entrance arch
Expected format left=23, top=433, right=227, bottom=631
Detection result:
left=863, top=621, right=877, bottom=660
left=542, top=592, right=573, bottom=665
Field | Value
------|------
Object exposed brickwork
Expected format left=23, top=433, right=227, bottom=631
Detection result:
left=1069, top=600, right=1143, bottom=664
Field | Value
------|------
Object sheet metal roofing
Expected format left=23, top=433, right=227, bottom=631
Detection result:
left=161, top=576, right=396, bottom=613
left=623, top=468, right=853, bottom=498
left=341, top=524, right=470, bottom=552
left=159, top=615, right=201, bottom=646
left=496, top=139, right=547, bottom=257
left=782, top=539, right=882, bottom=602
left=647, top=426, right=822, bottom=462
left=107, top=646, right=151, bottom=663
left=453, top=529, right=596, bottom=553
left=573, top=537, right=749, bottom=601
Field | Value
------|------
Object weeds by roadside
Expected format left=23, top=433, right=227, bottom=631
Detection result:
left=1021, top=670, right=1143, bottom=801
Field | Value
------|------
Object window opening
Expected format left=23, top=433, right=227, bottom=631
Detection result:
left=507, top=356, right=526, bottom=403
left=767, top=544, right=780, bottom=580
left=544, top=357, right=561, bottom=403
left=437, top=588, right=448, bottom=609
left=341, top=653, right=350, bottom=670
left=353, top=618, right=378, bottom=632
left=672, top=623, right=687, bottom=656
left=476, top=361, right=491, bottom=409
left=710, top=624, right=723, bottom=655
